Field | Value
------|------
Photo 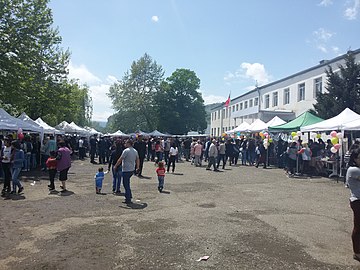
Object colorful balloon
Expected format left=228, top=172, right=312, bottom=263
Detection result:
left=330, top=147, right=337, bottom=153
left=316, top=134, right=321, bottom=139
left=291, top=132, right=297, bottom=137
left=293, top=135, right=299, bottom=141
left=330, top=131, right=337, bottom=137
left=331, top=137, right=338, bottom=145
left=334, top=143, right=341, bottom=150
left=297, top=131, right=302, bottom=137
left=18, top=133, right=24, bottom=140
left=336, top=133, right=343, bottom=139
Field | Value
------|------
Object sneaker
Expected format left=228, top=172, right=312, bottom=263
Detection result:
left=10, top=190, right=16, bottom=194
left=60, top=189, right=67, bottom=193
left=60, top=185, right=65, bottom=190
left=123, top=200, right=132, bottom=204
left=18, top=187, right=24, bottom=194
left=49, top=188, right=55, bottom=191
left=206, top=168, right=211, bottom=171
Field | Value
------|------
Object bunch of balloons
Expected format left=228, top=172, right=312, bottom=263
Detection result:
left=291, top=131, right=302, bottom=141
left=329, top=130, right=343, bottom=154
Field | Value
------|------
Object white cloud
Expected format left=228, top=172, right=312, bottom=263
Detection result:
left=313, top=28, right=334, bottom=42
left=224, top=62, right=271, bottom=87
left=239, top=63, right=271, bottom=86
left=67, top=61, right=101, bottom=85
left=344, top=0, right=360, bottom=20
left=311, top=28, right=338, bottom=53
left=67, top=62, right=115, bottom=121
left=151, top=15, right=159, bottom=22
left=331, top=46, right=340, bottom=54
left=203, top=94, right=227, bottom=105
left=318, top=0, right=333, bottom=6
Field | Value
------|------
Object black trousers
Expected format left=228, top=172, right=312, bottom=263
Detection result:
left=2, top=163, right=11, bottom=191
left=138, top=156, right=145, bottom=175
left=167, top=156, right=176, bottom=172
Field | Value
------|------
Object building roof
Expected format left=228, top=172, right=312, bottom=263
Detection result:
left=211, top=48, right=360, bottom=112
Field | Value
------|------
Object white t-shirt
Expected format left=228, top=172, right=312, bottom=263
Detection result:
left=169, top=147, right=178, bottom=156
left=78, top=139, right=84, bottom=148
left=1, top=146, right=12, bottom=163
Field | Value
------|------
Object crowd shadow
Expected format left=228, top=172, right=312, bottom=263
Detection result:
left=120, top=202, right=148, bottom=210
left=58, top=190, right=75, bottom=196
left=2, top=194, right=26, bottom=200
left=160, top=190, right=171, bottom=194
left=138, top=175, right=152, bottom=180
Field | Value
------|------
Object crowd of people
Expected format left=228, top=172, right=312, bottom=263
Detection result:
left=3, top=131, right=360, bottom=263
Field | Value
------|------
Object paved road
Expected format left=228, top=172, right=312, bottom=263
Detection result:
left=0, top=159, right=358, bottom=269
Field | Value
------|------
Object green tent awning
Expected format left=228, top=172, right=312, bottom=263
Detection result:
left=269, top=111, right=323, bottom=132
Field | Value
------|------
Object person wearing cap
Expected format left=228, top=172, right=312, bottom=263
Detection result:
left=206, top=139, right=219, bottom=171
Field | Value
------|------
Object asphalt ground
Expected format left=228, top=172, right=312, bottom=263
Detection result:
left=0, top=158, right=359, bottom=270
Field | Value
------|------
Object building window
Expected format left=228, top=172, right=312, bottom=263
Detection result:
left=265, top=94, right=270, bottom=109
left=240, top=103, right=243, bottom=110
left=236, top=104, right=239, bottom=111
left=232, top=106, right=235, bottom=112
left=249, top=99, right=253, bottom=107
left=272, top=92, right=278, bottom=107
left=298, top=83, right=305, bottom=101
left=314, top=77, right=322, bottom=97
left=222, top=109, right=225, bottom=119
left=217, top=127, right=220, bottom=136
left=244, top=101, right=248, bottom=109
left=283, top=88, right=290, bottom=105
left=254, top=97, right=259, bottom=106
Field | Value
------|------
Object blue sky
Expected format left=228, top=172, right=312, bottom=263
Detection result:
left=49, top=0, right=360, bottom=121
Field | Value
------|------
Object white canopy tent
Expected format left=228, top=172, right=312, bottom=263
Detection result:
left=35, top=117, right=63, bottom=134
left=246, top=119, right=267, bottom=132
left=69, top=122, right=89, bottom=135
left=84, top=126, right=102, bottom=135
left=301, top=108, right=360, bottom=132
left=18, top=112, right=44, bottom=131
left=266, top=116, right=286, bottom=129
left=55, top=121, right=78, bottom=133
left=109, top=130, right=129, bottom=137
left=0, top=108, right=42, bottom=132
left=233, top=122, right=251, bottom=132
left=341, top=118, right=360, bottom=130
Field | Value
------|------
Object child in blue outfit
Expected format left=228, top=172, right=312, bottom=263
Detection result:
left=95, top=167, right=107, bottom=194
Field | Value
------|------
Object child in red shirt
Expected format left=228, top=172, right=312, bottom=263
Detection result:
left=46, top=151, right=57, bottom=191
left=156, top=161, right=166, bottom=192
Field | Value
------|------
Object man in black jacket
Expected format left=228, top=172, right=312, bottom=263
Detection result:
left=134, top=135, right=147, bottom=177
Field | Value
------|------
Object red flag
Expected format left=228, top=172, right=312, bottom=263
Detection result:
left=224, top=94, right=230, bottom=108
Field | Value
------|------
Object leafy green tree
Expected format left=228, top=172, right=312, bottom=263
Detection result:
left=0, top=0, right=92, bottom=126
left=108, top=53, right=164, bottom=131
left=311, top=51, right=360, bottom=119
left=156, top=69, right=207, bottom=134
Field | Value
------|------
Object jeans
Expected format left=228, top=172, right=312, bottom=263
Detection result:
left=12, top=167, right=22, bottom=191
left=164, top=151, right=169, bottom=165
left=217, top=154, right=226, bottom=169
left=122, top=171, right=133, bottom=202
left=112, top=166, right=122, bottom=192
left=24, top=153, right=31, bottom=171
left=351, top=200, right=360, bottom=254
left=41, top=154, right=49, bottom=170
left=31, top=153, right=37, bottom=169
left=241, top=150, right=248, bottom=165
left=158, top=176, right=164, bottom=188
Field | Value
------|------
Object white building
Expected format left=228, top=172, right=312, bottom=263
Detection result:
left=210, top=49, right=360, bottom=137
